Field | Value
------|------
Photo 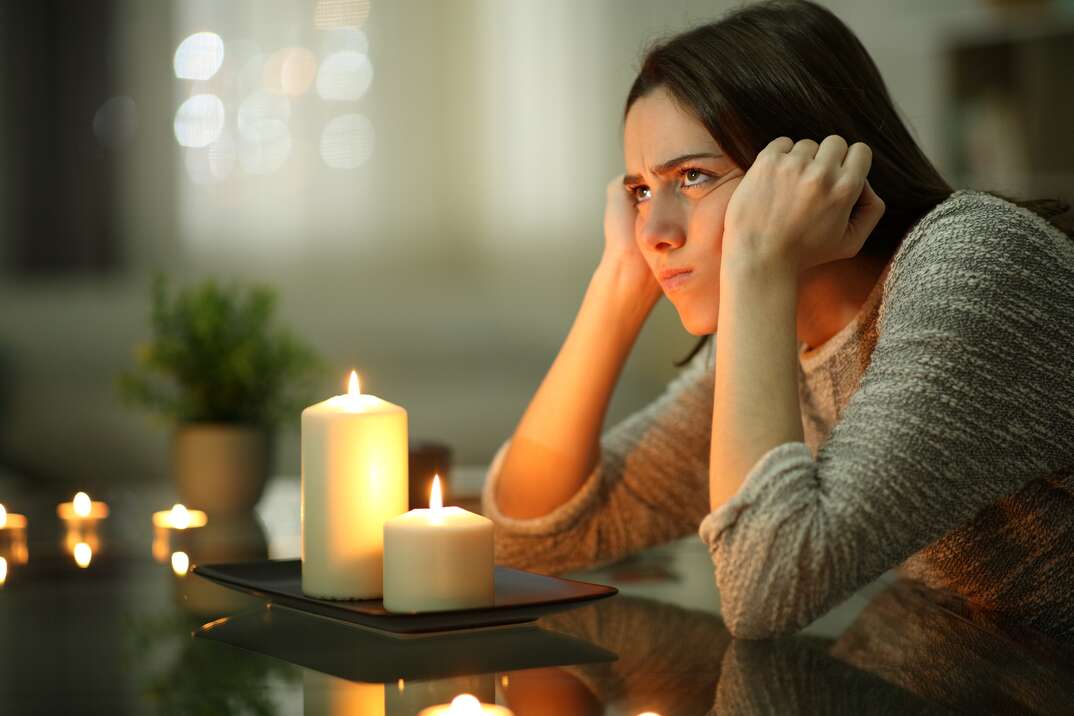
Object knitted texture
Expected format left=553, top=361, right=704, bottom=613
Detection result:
left=481, top=190, right=1074, bottom=640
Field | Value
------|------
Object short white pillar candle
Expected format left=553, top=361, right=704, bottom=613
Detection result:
left=302, top=371, right=409, bottom=599
left=383, top=476, right=495, bottom=613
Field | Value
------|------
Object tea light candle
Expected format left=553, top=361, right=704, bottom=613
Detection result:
left=302, top=370, right=409, bottom=599
left=57, top=492, right=109, bottom=523
left=418, top=694, right=514, bottom=716
left=0, top=503, right=28, bottom=531
left=152, top=503, right=208, bottom=530
left=383, top=476, right=494, bottom=613
left=0, top=504, right=29, bottom=570
left=152, top=504, right=209, bottom=563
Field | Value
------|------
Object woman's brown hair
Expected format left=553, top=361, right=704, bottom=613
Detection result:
left=624, top=0, right=1071, bottom=367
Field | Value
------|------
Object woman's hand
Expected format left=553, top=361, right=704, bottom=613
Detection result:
left=600, top=175, right=662, bottom=306
left=722, top=136, right=886, bottom=272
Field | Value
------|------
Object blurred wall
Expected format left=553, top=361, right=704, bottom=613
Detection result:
left=0, top=0, right=1015, bottom=488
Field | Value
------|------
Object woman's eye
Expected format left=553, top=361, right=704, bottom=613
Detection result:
left=632, top=186, right=651, bottom=203
left=682, top=168, right=710, bottom=187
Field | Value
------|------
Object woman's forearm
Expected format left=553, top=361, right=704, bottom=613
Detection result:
left=495, top=258, right=657, bottom=519
left=709, top=254, right=803, bottom=511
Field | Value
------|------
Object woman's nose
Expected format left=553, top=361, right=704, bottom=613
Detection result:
left=637, top=198, right=686, bottom=252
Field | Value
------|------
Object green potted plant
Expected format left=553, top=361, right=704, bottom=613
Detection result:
left=120, top=275, right=321, bottom=513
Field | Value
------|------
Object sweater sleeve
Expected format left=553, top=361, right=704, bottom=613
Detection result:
left=699, top=194, right=1074, bottom=638
left=481, top=339, right=715, bottom=575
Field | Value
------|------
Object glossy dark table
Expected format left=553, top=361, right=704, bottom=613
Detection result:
left=1, top=473, right=1072, bottom=715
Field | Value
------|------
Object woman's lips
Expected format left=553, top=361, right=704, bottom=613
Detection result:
left=660, top=270, right=693, bottom=292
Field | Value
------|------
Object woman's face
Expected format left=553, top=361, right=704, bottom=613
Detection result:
left=623, top=87, right=744, bottom=335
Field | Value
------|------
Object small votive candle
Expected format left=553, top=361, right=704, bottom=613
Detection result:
left=383, top=476, right=495, bottom=613
left=0, top=504, right=29, bottom=570
left=0, top=503, right=28, bottom=531
left=57, top=492, right=109, bottom=523
left=152, top=504, right=208, bottom=530
left=418, top=694, right=514, bottom=716
left=152, top=504, right=208, bottom=564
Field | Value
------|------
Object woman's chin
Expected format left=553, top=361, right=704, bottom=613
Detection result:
left=679, top=309, right=717, bottom=336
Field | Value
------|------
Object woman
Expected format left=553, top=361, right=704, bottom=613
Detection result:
left=480, top=0, right=1074, bottom=639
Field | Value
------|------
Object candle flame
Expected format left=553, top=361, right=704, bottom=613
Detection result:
left=0, top=503, right=6, bottom=529
left=73, top=492, right=92, bottom=518
left=73, top=542, right=93, bottom=568
left=397, top=678, right=405, bottom=692
left=171, top=551, right=190, bottom=576
left=430, top=474, right=443, bottom=510
left=448, top=695, right=482, bottom=714
left=348, top=370, right=361, bottom=396
left=170, top=503, right=191, bottom=530
left=0, top=556, right=6, bottom=585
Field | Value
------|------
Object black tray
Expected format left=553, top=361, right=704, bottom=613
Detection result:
left=193, top=559, right=617, bottom=636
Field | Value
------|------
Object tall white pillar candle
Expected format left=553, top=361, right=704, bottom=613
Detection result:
left=302, top=371, right=408, bottom=599
left=383, top=476, right=495, bottom=613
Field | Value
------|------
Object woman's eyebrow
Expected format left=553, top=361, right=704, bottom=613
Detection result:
left=623, top=152, right=723, bottom=186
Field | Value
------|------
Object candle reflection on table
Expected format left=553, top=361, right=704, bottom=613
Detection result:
left=167, top=512, right=268, bottom=616
left=171, top=551, right=190, bottom=577
left=304, top=671, right=385, bottom=716
left=389, top=676, right=496, bottom=714
left=73, top=541, right=93, bottom=568
left=417, top=693, right=514, bottom=716
left=303, top=671, right=499, bottom=716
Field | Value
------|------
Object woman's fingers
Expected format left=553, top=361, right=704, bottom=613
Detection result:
left=814, top=135, right=849, bottom=167
left=789, top=138, right=820, bottom=159
left=764, top=136, right=794, bottom=155
left=841, top=142, right=873, bottom=184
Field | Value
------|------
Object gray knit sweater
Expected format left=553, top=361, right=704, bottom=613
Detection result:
left=481, top=190, right=1074, bottom=640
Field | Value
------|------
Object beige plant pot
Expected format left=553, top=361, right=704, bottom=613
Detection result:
left=174, top=423, right=271, bottom=514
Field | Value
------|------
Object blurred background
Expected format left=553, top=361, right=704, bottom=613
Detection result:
left=1, top=0, right=1072, bottom=491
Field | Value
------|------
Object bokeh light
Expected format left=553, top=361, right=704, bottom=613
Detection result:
left=184, top=148, right=213, bottom=185
left=237, top=89, right=290, bottom=141
left=237, top=52, right=269, bottom=96
left=321, top=27, right=368, bottom=56
left=314, top=0, right=371, bottom=30
left=240, top=122, right=293, bottom=175
left=92, top=96, right=138, bottom=149
left=264, top=47, right=319, bottom=96
left=173, top=94, right=226, bottom=148
left=320, top=113, right=374, bottom=169
left=208, top=132, right=238, bottom=181
left=174, top=31, right=225, bottom=80
left=316, top=51, right=373, bottom=101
